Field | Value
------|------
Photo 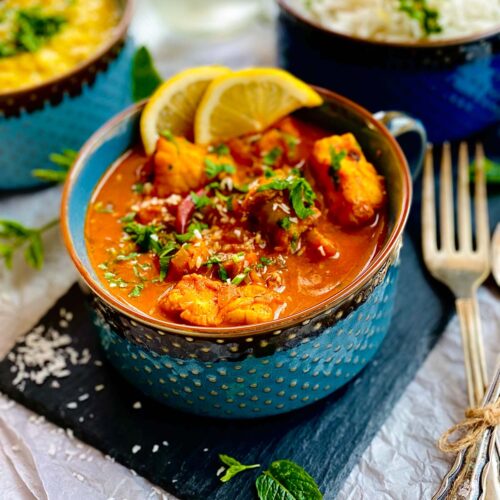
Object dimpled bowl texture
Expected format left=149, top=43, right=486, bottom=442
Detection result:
left=277, top=0, right=500, bottom=144
left=0, top=0, right=133, bottom=190
left=62, top=90, right=411, bottom=419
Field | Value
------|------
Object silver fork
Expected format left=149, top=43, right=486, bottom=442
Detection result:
left=422, top=142, right=491, bottom=408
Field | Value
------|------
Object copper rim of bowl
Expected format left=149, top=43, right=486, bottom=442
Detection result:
left=61, top=86, right=412, bottom=339
left=277, top=0, right=500, bottom=49
left=0, top=0, right=134, bottom=102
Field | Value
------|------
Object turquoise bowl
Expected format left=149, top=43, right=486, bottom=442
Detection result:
left=0, top=0, right=133, bottom=190
left=62, top=90, right=421, bottom=418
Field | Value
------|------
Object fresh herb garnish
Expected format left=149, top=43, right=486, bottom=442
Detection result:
left=175, top=221, right=208, bottom=243
left=103, top=271, right=128, bottom=289
left=279, top=217, right=291, bottom=230
left=191, top=191, right=212, bottom=210
left=32, top=148, right=78, bottom=183
left=205, top=158, right=236, bottom=179
left=231, top=267, right=251, bottom=286
left=159, top=129, right=175, bottom=142
left=263, top=147, right=283, bottom=167
left=115, top=252, right=140, bottom=262
left=471, top=157, right=500, bottom=184
left=128, top=283, right=144, bottom=298
left=258, top=174, right=316, bottom=220
left=209, top=144, right=230, bottom=157
left=132, top=183, right=144, bottom=194
left=255, top=460, right=323, bottom=500
left=218, top=454, right=260, bottom=483
left=263, top=166, right=276, bottom=178
left=0, top=7, right=67, bottom=58
left=329, top=147, right=347, bottom=186
left=259, top=256, right=273, bottom=266
left=131, top=46, right=163, bottom=102
left=0, top=218, right=59, bottom=270
left=218, top=264, right=229, bottom=281
left=398, top=0, right=442, bottom=36
left=283, top=133, right=300, bottom=153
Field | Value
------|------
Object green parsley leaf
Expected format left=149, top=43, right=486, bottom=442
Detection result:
left=131, top=46, right=163, bottom=102
left=329, top=147, right=347, bottom=186
left=158, top=241, right=178, bottom=281
left=255, top=460, right=323, bottom=500
left=132, top=183, right=144, bottom=194
left=398, top=0, right=442, bottom=36
left=218, top=264, right=229, bottom=281
left=191, top=191, right=212, bottom=210
left=205, top=158, right=236, bottom=179
left=209, top=144, right=230, bottom=156
left=231, top=267, right=251, bottom=286
left=283, top=133, right=300, bottom=153
left=263, top=147, right=283, bottom=167
left=258, top=175, right=316, bottom=220
left=259, top=256, right=273, bottom=266
left=120, top=212, right=137, bottom=224
left=128, top=283, right=144, bottom=298
left=218, top=454, right=260, bottom=483
left=115, top=252, right=140, bottom=262
left=123, top=221, right=160, bottom=252
left=279, top=217, right=291, bottom=230
left=175, top=221, right=208, bottom=243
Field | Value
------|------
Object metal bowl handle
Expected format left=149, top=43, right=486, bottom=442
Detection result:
left=374, top=110, right=427, bottom=181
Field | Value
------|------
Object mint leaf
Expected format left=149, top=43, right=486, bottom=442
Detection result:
left=131, top=46, right=162, bottom=102
left=255, top=460, right=323, bottom=500
left=219, top=454, right=260, bottom=483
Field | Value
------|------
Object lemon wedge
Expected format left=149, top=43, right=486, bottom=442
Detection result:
left=194, top=68, right=323, bottom=145
left=140, top=65, right=231, bottom=155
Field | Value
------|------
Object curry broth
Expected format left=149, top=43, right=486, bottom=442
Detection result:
left=85, top=118, right=387, bottom=327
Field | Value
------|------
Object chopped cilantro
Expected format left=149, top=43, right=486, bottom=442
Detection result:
left=175, top=221, right=208, bottom=243
left=259, top=256, right=273, bottom=266
left=115, top=252, right=140, bottom=262
left=204, top=158, right=236, bottom=179
left=279, top=217, right=291, bottom=230
left=263, top=166, right=276, bottom=178
left=329, top=147, right=347, bottom=186
left=190, top=191, right=212, bottom=210
left=283, top=133, right=300, bottom=153
left=120, top=212, right=137, bottom=224
left=128, top=283, right=144, bottom=298
left=258, top=175, right=316, bottom=219
left=231, top=267, right=251, bottom=286
left=263, top=147, right=282, bottom=167
left=132, top=183, right=144, bottom=194
left=399, top=0, right=442, bottom=35
left=209, top=144, right=230, bottom=156
left=218, top=265, right=229, bottom=281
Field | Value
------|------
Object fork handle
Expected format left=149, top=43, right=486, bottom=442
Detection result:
left=456, top=297, right=488, bottom=407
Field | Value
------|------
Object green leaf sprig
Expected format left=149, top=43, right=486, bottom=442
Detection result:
left=131, top=46, right=163, bottom=102
left=258, top=174, right=317, bottom=219
left=205, top=158, right=236, bottom=179
left=398, top=0, right=442, bottom=36
left=219, top=454, right=260, bottom=483
left=216, top=455, right=323, bottom=499
left=471, top=156, right=500, bottom=184
left=329, top=147, right=346, bottom=186
left=32, top=149, right=78, bottom=183
left=0, top=218, right=59, bottom=270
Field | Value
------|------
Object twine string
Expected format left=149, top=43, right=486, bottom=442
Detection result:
left=438, top=402, right=500, bottom=453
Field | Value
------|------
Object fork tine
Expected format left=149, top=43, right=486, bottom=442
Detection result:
left=457, top=142, right=472, bottom=252
left=439, top=142, right=455, bottom=252
left=474, top=143, right=490, bottom=255
left=422, top=145, right=437, bottom=260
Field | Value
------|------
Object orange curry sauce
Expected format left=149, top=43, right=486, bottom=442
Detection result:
left=85, top=117, right=387, bottom=328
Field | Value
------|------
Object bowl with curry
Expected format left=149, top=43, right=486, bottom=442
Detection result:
left=62, top=68, right=425, bottom=418
left=0, top=0, right=134, bottom=190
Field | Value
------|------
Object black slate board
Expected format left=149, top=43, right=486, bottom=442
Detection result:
left=0, top=147, right=498, bottom=499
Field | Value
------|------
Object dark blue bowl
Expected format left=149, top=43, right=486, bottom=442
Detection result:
left=62, top=90, right=418, bottom=419
left=277, top=0, right=500, bottom=144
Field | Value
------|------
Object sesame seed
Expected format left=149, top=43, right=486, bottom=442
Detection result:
left=162, top=441, right=169, bottom=447
left=131, top=445, right=141, bottom=454
left=66, top=402, right=77, bottom=409
left=78, top=393, right=89, bottom=402
left=132, top=401, right=142, bottom=409
left=94, top=384, right=105, bottom=392
left=216, top=466, right=226, bottom=477
left=152, top=444, right=159, bottom=453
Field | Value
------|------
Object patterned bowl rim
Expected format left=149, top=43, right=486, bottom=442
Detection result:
left=61, top=86, right=412, bottom=338
left=0, top=0, right=134, bottom=103
left=277, top=0, right=500, bottom=49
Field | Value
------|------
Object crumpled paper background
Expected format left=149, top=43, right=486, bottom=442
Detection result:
left=1, top=3, right=499, bottom=498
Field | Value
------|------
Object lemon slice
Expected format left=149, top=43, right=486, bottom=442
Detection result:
left=140, top=65, right=231, bottom=154
left=194, top=68, right=323, bottom=145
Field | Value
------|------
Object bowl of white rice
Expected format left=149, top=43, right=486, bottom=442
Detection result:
left=277, top=0, right=500, bottom=143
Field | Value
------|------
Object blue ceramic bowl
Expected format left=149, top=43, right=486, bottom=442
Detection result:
left=277, top=0, right=500, bottom=144
left=0, top=0, right=134, bottom=191
left=62, top=90, right=420, bottom=419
